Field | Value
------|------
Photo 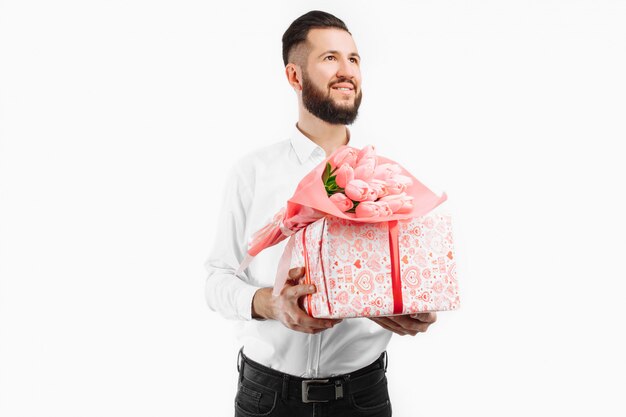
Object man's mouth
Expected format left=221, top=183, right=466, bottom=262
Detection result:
left=331, top=82, right=355, bottom=93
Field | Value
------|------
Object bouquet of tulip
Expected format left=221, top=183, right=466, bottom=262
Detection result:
left=237, top=144, right=459, bottom=317
left=323, top=145, right=415, bottom=217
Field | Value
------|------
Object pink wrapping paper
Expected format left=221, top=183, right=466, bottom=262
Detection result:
left=238, top=145, right=449, bottom=296
left=290, top=208, right=460, bottom=318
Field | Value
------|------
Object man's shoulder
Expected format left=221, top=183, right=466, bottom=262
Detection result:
left=236, top=138, right=291, bottom=165
left=227, top=138, right=292, bottom=183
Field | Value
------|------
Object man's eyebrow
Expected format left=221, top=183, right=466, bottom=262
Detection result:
left=317, top=50, right=361, bottom=60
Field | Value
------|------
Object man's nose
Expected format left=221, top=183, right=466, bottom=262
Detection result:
left=336, top=58, right=357, bottom=80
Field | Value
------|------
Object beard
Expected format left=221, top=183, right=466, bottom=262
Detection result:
left=301, top=71, right=362, bottom=125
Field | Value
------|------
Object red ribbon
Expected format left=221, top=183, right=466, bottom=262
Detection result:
left=302, top=228, right=314, bottom=316
left=388, top=220, right=403, bottom=315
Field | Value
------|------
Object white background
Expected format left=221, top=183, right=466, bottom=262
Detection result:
left=1, top=1, right=625, bottom=416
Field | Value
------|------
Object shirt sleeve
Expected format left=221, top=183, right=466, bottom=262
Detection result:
left=203, top=164, right=259, bottom=321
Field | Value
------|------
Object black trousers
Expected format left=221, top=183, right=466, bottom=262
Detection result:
left=234, top=348, right=392, bottom=417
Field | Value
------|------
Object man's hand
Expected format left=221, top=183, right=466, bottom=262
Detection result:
left=369, top=312, right=437, bottom=336
left=252, top=267, right=343, bottom=334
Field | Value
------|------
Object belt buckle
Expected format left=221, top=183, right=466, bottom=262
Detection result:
left=301, top=379, right=330, bottom=403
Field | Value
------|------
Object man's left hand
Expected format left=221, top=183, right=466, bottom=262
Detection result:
left=369, top=312, right=437, bottom=336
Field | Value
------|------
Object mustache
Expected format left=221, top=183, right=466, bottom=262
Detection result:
left=329, top=78, right=356, bottom=89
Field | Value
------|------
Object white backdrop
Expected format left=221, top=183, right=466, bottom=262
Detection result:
left=1, top=1, right=625, bottom=416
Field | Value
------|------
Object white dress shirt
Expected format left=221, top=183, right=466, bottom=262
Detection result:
left=204, top=125, right=392, bottom=378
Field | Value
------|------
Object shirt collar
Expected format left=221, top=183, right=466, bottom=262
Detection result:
left=290, top=124, right=352, bottom=165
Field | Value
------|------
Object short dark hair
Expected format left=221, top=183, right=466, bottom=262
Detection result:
left=282, top=10, right=350, bottom=67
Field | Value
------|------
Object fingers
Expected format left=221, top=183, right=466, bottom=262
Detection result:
left=284, top=277, right=300, bottom=286
left=284, top=283, right=317, bottom=300
left=285, top=310, right=343, bottom=333
left=410, top=312, right=437, bottom=323
left=297, top=317, right=343, bottom=331
left=370, top=317, right=407, bottom=336
left=288, top=266, right=305, bottom=279
left=371, top=317, right=413, bottom=336
left=288, top=305, right=342, bottom=328
left=392, top=315, right=433, bottom=334
left=275, top=279, right=343, bottom=334
left=290, top=324, right=335, bottom=334
left=370, top=315, right=436, bottom=336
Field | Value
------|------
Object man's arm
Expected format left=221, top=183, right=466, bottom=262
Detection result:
left=204, top=165, right=260, bottom=321
left=204, top=166, right=341, bottom=331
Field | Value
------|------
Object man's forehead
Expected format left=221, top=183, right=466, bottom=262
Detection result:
left=305, top=28, right=359, bottom=55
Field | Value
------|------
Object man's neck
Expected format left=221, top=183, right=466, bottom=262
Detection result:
left=296, top=111, right=350, bottom=157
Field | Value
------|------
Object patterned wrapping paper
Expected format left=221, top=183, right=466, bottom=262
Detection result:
left=290, top=209, right=460, bottom=319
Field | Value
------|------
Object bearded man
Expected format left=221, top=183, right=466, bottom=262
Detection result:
left=204, top=10, right=437, bottom=417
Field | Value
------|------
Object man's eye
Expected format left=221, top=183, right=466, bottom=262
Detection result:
left=325, top=56, right=336, bottom=61
left=350, top=58, right=359, bottom=64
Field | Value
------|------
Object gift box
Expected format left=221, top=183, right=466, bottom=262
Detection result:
left=290, top=208, right=460, bottom=319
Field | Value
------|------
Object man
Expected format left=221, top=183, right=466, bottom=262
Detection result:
left=205, top=10, right=437, bottom=417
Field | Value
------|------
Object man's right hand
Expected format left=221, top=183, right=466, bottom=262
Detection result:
left=251, top=267, right=342, bottom=334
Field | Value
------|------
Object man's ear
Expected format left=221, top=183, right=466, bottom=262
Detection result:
left=285, top=63, right=303, bottom=91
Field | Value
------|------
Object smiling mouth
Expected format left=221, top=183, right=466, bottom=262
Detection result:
left=331, top=86, right=355, bottom=95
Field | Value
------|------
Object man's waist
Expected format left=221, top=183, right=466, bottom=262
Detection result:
left=238, top=348, right=388, bottom=403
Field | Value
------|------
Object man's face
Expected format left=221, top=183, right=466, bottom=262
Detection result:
left=300, top=28, right=362, bottom=125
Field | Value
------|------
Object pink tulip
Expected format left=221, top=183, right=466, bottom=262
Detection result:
left=385, top=174, right=413, bottom=195
left=375, top=201, right=393, bottom=217
left=396, top=200, right=414, bottom=214
left=355, top=201, right=380, bottom=218
left=368, top=179, right=389, bottom=198
left=357, top=145, right=376, bottom=164
left=354, top=158, right=376, bottom=182
left=334, top=164, right=354, bottom=188
left=385, top=178, right=407, bottom=195
left=329, top=193, right=354, bottom=212
left=365, top=187, right=378, bottom=201
left=379, top=194, right=403, bottom=212
left=381, top=193, right=414, bottom=214
left=344, top=179, right=372, bottom=202
left=332, top=147, right=358, bottom=168
left=392, top=174, right=413, bottom=187
left=373, top=163, right=402, bottom=180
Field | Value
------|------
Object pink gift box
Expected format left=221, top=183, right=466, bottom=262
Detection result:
left=290, top=209, right=460, bottom=318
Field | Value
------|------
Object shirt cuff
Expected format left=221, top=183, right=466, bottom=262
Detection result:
left=238, top=282, right=263, bottom=321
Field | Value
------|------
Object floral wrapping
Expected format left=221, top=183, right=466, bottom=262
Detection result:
left=290, top=208, right=460, bottom=318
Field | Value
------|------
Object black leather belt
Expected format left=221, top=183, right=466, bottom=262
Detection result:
left=238, top=349, right=387, bottom=403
